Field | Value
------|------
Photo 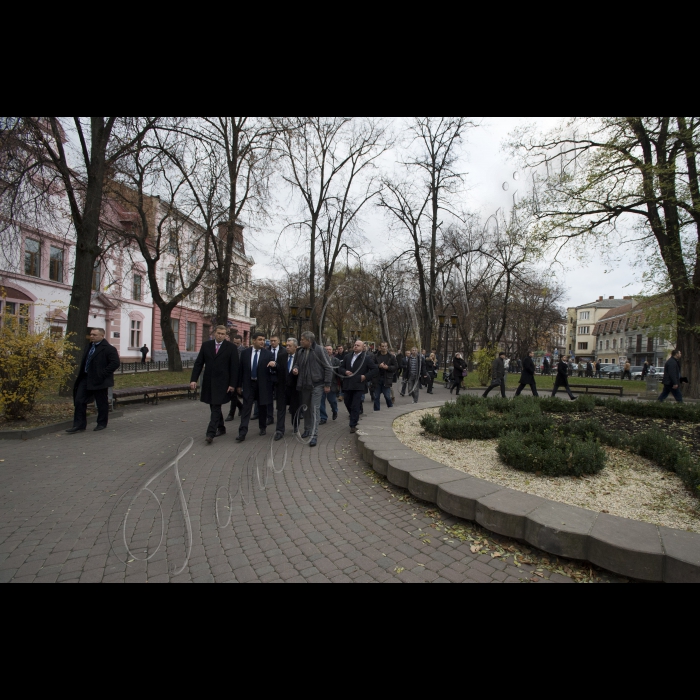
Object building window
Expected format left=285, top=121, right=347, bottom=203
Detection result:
left=166, top=273, right=176, bottom=296
left=580, top=312, right=590, bottom=321
left=0, top=301, right=31, bottom=331
left=92, top=263, right=102, bottom=292
left=171, top=319, right=180, bottom=347
left=203, top=324, right=211, bottom=341
left=25, top=239, right=41, bottom=277
left=579, top=327, right=590, bottom=336
left=168, top=232, right=178, bottom=256
left=186, top=322, right=197, bottom=352
left=606, top=340, right=610, bottom=350
left=578, top=343, right=589, bottom=351
left=229, top=298, right=236, bottom=314
left=49, top=247, right=64, bottom=283
left=133, top=274, right=143, bottom=302
left=130, top=320, right=142, bottom=348
left=50, top=326, right=64, bottom=339
left=613, top=340, right=617, bottom=349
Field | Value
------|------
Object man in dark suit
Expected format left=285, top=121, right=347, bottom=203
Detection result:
left=190, top=325, right=240, bottom=445
left=274, top=337, right=301, bottom=441
left=267, top=336, right=286, bottom=426
left=67, top=328, right=121, bottom=434
left=340, top=340, right=378, bottom=434
left=515, top=351, right=540, bottom=397
left=236, top=332, right=275, bottom=443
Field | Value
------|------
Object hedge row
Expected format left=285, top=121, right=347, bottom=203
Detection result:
left=497, top=431, right=607, bottom=477
left=421, top=394, right=700, bottom=491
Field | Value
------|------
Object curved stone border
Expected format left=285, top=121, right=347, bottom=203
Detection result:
left=356, top=402, right=700, bottom=583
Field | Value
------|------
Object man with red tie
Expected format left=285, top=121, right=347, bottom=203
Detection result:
left=190, top=326, right=240, bottom=445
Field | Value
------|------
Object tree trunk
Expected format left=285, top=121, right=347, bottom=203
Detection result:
left=160, top=309, right=183, bottom=373
left=676, top=288, right=700, bottom=400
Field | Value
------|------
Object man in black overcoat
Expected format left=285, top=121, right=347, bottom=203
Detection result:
left=67, top=328, right=121, bottom=434
left=514, top=351, right=540, bottom=397
left=658, top=349, right=684, bottom=403
left=340, top=340, right=378, bottom=434
left=190, top=326, right=240, bottom=445
left=236, top=332, right=275, bottom=443
left=552, top=355, right=578, bottom=401
left=274, top=337, right=301, bottom=441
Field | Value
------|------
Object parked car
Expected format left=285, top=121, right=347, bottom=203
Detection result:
left=632, top=366, right=661, bottom=380
left=599, top=365, right=622, bottom=379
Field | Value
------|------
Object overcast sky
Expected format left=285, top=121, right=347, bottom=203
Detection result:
left=245, top=117, right=647, bottom=310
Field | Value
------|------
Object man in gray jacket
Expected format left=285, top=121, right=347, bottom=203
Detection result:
left=292, top=332, right=333, bottom=447
left=483, top=352, right=507, bottom=399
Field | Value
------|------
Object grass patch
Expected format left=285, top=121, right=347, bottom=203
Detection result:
left=113, top=370, right=193, bottom=389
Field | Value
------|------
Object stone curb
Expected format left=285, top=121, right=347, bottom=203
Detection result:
left=0, top=412, right=125, bottom=441
left=356, top=402, right=700, bottom=583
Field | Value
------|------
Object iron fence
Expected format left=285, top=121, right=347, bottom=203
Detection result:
left=119, top=359, right=195, bottom=374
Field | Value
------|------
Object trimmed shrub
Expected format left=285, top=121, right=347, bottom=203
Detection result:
left=557, top=419, right=630, bottom=450
left=497, top=430, right=608, bottom=478
left=595, top=398, right=700, bottom=423
left=633, top=431, right=700, bottom=494
left=537, top=395, right=596, bottom=414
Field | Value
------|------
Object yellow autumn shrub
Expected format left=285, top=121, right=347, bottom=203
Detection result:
left=0, top=315, right=77, bottom=420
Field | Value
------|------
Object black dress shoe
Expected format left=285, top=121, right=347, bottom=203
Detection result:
left=274, top=432, right=284, bottom=442
left=259, top=429, right=267, bottom=437
left=350, top=427, right=357, bottom=434
left=225, top=415, right=235, bottom=423
left=310, top=438, right=318, bottom=447
left=333, top=413, right=338, bottom=421
left=206, top=437, right=214, bottom=445
left=215, top=430, right=226, bottom=438
left=94, top=426, right=107, bottom=432
left=266, top=417, right=274, bottom=426
left=320, top=420, right=327, bottom=426
left=65, top=428, right=85, bottom=435
left=236, top=436, right=246, bottom=443
left=302, top=431, right=311, bottom=439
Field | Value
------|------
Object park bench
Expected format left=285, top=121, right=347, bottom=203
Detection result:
left=111, top=384, right=199, bottom=409
left=568, top=384, right=624, bottom=397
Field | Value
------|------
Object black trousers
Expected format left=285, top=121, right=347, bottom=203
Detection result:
left=227, top=392, right=243, bottom=418
left=553, top=379, right=576, bottom=399
left=239, top=382, right=267, bottom=437
left=277, top=387, right=301, bottom=435
left=73, top=378, right=109, bottom=431
left=483, top=378, right=506, bottom=398
left=344, top=390, right=364, bottom=428
left=515, top=379, right=539, bottom=397
left=207, top=404, right=225, bottom=438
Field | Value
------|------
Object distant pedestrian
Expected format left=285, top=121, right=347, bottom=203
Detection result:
left=140, top=344, right=149, bottom=364
left=543, top=357, right=551, bottom=376
left=586, top=362, right=594, bottom=378
left=401, top=347, right=429, bottom=404
left=426, top=353, right=438, bottom=395
left=400, top=350, right=412, bottom=395
left=373, top=342, right=399, bottom=410
left=452, top=354, right=468, bottom=396
left=596, top=360, right=602, bottom=379
left=642, top=361, right=650, bottom=380
left=320, top=345, right=341, bottom=424
left=552, top=355, right=577, bottom=401
left=340, top=340, right=378, bottom=434
left=578, top=361, right=585, bottom=379
left=658, top=350, right=684, bottom=403
left=515, top=351, right=539, bottom=397
left=623, top=361, right=633, bottom=381
left=66, top=328, right=120, bottom=435
left=483, top=353, right=507, bottom=399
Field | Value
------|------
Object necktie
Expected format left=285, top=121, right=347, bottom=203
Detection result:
left=85, top=344, right=97, bottom=373
left=216, top=344, right=221, bottom=355
left=252, top=351, right=259, bottom=380
left=288, top=356, right=294, bottom=374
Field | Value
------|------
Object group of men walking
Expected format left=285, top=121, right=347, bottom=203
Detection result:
left=190, top=329, right=434, bottom=446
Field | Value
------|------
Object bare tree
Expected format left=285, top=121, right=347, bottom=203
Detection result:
left=379, top=117, right=476, bottom=351
left=277, top=117, right=391, bottom=335
left=2, top=117, right=160, bottom=388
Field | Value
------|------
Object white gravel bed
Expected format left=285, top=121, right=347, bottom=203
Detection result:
left=394, top=409, right=700, bottom=534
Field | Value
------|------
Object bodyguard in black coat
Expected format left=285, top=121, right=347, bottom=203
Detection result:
left=191, top=326, right=240, bottom=444
left=236, top=333, right=276, bottom=442
left=340, top=340, right=378, bottom=433
left=515, top=352, right=540, bottom=397
left=67, top=328, right=121, bottom=434
left=552, top=356, right=577, bottom=401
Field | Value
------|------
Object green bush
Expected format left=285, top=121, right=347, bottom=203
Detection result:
left=497, top=430, right=608, bottom=477
left=595, top=398, right=700, bottom=423
left=557, top=419, right=630, bottom=450
left=537, top=395, right=596, bottom=414
left=633, top=431, right=700, bottom=494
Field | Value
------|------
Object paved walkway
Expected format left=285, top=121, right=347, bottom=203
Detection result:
left=0, top=387, right=617, bottom=584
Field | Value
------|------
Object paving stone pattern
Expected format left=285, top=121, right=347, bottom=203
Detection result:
left=0, top=388, right=613, bottom=584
